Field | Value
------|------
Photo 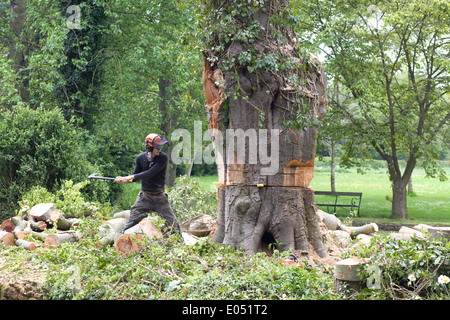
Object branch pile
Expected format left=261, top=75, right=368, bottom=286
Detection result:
left=0, top=203, right=85, bottom=250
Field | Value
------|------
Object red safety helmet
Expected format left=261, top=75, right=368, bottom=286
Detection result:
left=145, top=134, right=168, bottom=151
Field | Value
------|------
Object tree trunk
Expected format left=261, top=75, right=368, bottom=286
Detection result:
left=330, top=140, right=336, bottom=192
left=202, top=0, right=328, bottom=258
left=407, top=177, right=413, bottom=194
left=391, top=177, right=408, bottom=220
left=158, top=76, right=178, bottom=187
left=8, top=0, right=30, bottom=103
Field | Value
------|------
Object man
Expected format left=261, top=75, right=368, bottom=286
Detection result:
left=115, top=134, right=181, bottom=236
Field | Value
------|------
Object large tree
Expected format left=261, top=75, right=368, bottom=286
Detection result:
left=295, top=0, right=449, bottom=219
left=200, top=0, right=329, bottom=257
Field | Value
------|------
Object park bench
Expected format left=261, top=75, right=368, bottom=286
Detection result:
left=314, top=191, right=362, bottom=216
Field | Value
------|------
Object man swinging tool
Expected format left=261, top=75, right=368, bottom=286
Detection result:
left=114, top=134, right=181, bottom=236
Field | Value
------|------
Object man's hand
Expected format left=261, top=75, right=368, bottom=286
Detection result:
left=114, top=176, right=134, bottom=183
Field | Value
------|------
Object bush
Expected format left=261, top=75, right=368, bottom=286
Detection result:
left=0, top=106, right=110, bottom=219
left=168, top=175, right=218, bottom=222
left=357, top=235, right=450, bottom=299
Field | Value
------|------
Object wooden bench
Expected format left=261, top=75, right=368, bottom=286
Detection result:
left=314, top=191, right=362, bottom=216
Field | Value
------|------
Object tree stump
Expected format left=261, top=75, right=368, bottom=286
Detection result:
left=335, top=258, right=368, bottom=293
left=202, top=0, right=328, bottom=258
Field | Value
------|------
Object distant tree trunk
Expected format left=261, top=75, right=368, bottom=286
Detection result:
left=202, top=0, right=328, bottom=257
left=158, top=75, right=177, bottom=186
left=8, top=0, right=30, bottom=103
left=330, top=140, right=336, bottom=193
left=407, top=177, right=413, bottom=194
left=391, top=177, right=408, bottom=220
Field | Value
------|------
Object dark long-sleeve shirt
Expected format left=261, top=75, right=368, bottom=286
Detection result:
left=132, top=151, right=167, bottom=192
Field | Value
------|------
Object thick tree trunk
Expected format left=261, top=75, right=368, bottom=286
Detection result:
left=158, top=76, right=177, bottom=187
left=203, top=0, right=328, bottom=258
left=8, top=0, right=30, bottom=103
left=391, top=177, right=409, bottom=220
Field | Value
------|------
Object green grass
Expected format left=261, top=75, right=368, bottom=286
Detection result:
left=194, top=167, right=450, bottom=226
left=310, top=167, right=450, bottom=225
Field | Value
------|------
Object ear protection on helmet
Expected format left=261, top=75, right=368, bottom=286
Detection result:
left=145, top=134, right=168, bottom=151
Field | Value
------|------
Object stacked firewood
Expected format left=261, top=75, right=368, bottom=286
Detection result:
left=1, top=203, right=211, bottom=255
left=0, top=203, right=85, bottom=250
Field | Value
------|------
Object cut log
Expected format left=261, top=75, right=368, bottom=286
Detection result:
left=319, top=210, right=378, bottom=237
left=124, top=218, right=163, bottom=240
left=96, top=218, right=128, bottom=247
left=29, top=216, right=47, bottom=231
left=15, top=239, right=36, bottom=251
left=20, top=205, right=30, bottom=218
left=412, top=224, right=450, bottom=241
left=389, top=232, right=414, bottom=240
left=181, top=214, right=216, bottom=237
left=44, top=231, right=82, bottom=248
left=54, top=214, right=72, bottom=231
left=115, top=233, right=145, bottom=257
left=399, top=226, right=424, bottom=238
left=28, top=231, right=47, bottom=242
left=67, top=218, right=82, bottom=228
left=101, top=218, right=127, bottom=234
left=30, top=203, right=55, bottom=222
left=1, top=219, right=15, bottom=233
left=182, top=232, right=199, bottom=245
left=427, top=226, right=450, bottom=241
left=113, top=210, right=131, bottom=219
left=329, top=230, right=351, bottom=247
left=11, top=216, right=26, bottom=228
left=319, top=210, right=342, bottom=231
left=11, top=216, right=30, bottom=239
left=413, top=224, right=433, bottom=233
left=0, top=231, right=15, bottom=246
left=340, top=223, right=378, bottom=237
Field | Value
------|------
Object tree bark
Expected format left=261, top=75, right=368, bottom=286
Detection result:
left=44, top=230, right=82, bottom=248
left=203, top=0, right=327, bottom=258
left=158, top=75, right=178, bottom=187
left=391, top=177, right=408, bottom=220
left=8, top=0, right=30, bottom=103
left=15, top=239, right=36, bottom=251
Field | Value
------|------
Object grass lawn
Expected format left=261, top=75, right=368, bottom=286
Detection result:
left=195, top=167, right=450, bottom=226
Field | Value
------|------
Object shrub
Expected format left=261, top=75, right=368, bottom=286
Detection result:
left=168, top=175, right=218, bottom=222
left=358, top=235, right=450, bottom=300
left=0, top=106, right=110, bottom=219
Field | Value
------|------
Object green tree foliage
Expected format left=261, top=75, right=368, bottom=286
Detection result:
left=294, top=0, right=449, bottom=219
left=0, top=107, right=109, bottom=218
